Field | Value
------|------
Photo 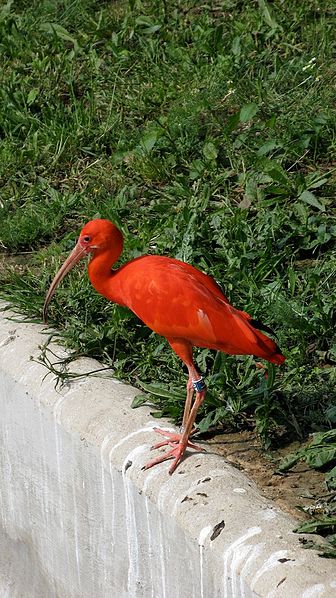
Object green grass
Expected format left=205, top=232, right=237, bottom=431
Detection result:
left=1, top=0, right=336, bottom=542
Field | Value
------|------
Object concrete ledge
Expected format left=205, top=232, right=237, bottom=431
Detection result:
left=0, top=308, right=335, bottom=597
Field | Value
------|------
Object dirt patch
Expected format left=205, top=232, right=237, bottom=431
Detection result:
left=0, top=253, right=30, bottom=276
left=208, top=430, right=325, bottom=521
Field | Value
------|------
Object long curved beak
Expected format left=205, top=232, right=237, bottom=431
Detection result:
left=43, top=241, right=87, bottom=324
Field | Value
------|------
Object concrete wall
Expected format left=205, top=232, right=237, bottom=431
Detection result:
left=0, top=309, right=335, bottom=597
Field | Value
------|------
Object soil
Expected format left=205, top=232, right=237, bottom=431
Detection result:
left=0, top=253, right=30, bottom=276
left=208, top=430, right=325, bottom=521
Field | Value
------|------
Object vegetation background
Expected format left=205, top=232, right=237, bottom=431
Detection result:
left=0, top=0, right=335, bottom=551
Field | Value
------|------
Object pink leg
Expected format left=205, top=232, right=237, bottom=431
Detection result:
left=182, top=376, right=194, bottom=431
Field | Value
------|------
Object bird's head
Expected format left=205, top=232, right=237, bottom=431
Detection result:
left=78, top=219, right=122, bottom=252
left=43, top=219, right=123, bottom=323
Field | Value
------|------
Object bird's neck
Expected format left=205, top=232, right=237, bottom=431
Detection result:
left=88, top=235, right=123, bottom=302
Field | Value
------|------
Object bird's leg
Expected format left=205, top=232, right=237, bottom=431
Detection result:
left=149, top=372, right=196, bottom=448
left=143, top=365, right=207, bottom=474
left=149, top=377, right=198, bottom=451
left=181, top=376, right=194, bottom=431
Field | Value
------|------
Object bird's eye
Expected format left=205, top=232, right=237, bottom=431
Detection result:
left=82, top=235, right=91, bottom=243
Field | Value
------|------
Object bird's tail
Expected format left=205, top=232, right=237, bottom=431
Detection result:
left=234, top=310, right=286, bottom=365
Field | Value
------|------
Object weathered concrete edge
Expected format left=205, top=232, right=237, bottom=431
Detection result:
left=0, top=307, right=335, bottom=598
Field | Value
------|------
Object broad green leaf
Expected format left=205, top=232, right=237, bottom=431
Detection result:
left=225, top=112, right=240, bottom=133
left=40, top=22, right=79, bottom=49
left=239, top=103, right=259, bottom=122
left=258, top=0, right=281, bottom=31
left=231, top=35, right=241, bottom=57
left=213, top=351, right=226, bottom=374
left=135, top=16, right=161, bottom=34
left=131, top=394, right=149, bottom=409
left=135, top=16, right=155, bottom=25
left=307, top=177, right=330, bottom=189
left=202, top=142, right=218, bottom=161
left=0, top=0, right=13, bottom=19
left=257, top=141, right=283, bottom=156
left=197, top=411, right=215, bottom=433
left=27, top=89, right=38, bottom=105
left=138, top=382, right=185, bottom=401
left=140, top=130, right=158, bottom=152
left=213, top=24, right=224, bottom=52
left=197, top=407, right=226, bottom=433
left=266, top=362, right=276, bottom=389
left=310, top=430, right=336, bottom=446
left=277, top=451, right=303, bottom=472
left=298, top=190, right=325, bottom=211
left=189, top=159, right=205, bottom=179
left=262, top=161, right=289, bottom=185
left=143, top=25, right=161, bottom=34
left=325, top=407, right=336, bottom=424
left=326, top=466, right=336, bottom=490
left=306, top=446, right=336, bottom=469
left=149, top=410, right=164, bottom=418
left=295, top=517, right=336, bottom=534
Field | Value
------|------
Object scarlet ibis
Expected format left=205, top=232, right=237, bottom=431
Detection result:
left=43, top=219, right=285, bottom=474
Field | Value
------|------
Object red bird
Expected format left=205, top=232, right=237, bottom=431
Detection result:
left=43, top=219, right=285, bottom=474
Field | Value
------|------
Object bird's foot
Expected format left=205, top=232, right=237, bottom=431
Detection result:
left=142, top=428, right=205, bottom=475
left=151, top=427, right=204, bottom=452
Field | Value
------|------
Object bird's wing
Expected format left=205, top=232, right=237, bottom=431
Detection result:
left=113, top=256, right=284, bottom=362
left=115, top=257, right=232, bottom=341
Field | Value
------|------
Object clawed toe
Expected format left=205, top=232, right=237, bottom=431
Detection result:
left=142, top=445, right=185, bottom=474
left=143, top=427, right=206, bottom=473
left=151, top=427, right=205, bottom=452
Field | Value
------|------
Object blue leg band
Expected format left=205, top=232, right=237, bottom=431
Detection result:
left=192, top=377, right=206, bottom=392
